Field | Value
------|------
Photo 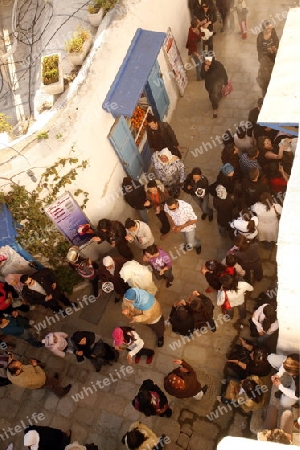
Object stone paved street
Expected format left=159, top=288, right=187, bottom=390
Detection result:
left=1, top=0, right=299, bottom=449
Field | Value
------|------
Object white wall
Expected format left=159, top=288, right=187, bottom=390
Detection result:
left=0, top=0, right=191, bottom=225
left=276, top=138, right=300, bottom=353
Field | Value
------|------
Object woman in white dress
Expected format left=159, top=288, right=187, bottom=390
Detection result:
left=251, top=192, right=282, bottom=246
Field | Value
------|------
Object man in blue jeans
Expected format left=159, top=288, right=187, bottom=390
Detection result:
left=164, top=197, right=201, bottom=254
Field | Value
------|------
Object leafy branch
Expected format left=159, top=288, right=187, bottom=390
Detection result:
left=0, top=157, right=89, bottom=292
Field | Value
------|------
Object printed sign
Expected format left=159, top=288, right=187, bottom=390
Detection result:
left=44, top=192, right=95, bottom=246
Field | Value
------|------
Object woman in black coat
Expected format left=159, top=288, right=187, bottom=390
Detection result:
left=71, top=331, right=118, bottom=372
left=200, top=56, right=228, bottom=118
left=121, top=177, right=149, bottom=224
left=24, top=425, right=70, bottom=450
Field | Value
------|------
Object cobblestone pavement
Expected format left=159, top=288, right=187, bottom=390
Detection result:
left=1, top=1, right=299, bottom=449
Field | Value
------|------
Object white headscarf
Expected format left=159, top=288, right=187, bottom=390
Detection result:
left=157, top=147, right=177, bottom=164
left=119, top=260, right=157, bottom=295
left=102, top=256, right=115, bottom=275
left=24, top=430, right=40, bottom=450
left=216, top=184, right=227, bottom=200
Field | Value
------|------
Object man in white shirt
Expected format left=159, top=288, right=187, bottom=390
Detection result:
left=164, top=197, right=201, bottom=254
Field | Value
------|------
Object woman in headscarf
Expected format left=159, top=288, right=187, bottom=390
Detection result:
left=213, top=184, right=235, bottom=238
left=151, top=147, right=185, bottom=198
left=119, top=260, right=157, bottom=295
left=71, top=331, right=117, bottom=372
left=24, top=425, right=71, bottom=450
left=200, top=55, right=228, bottom=118
left=98, top=255, right=130, bottom=302
left=122, top=288, right=165, bottom=347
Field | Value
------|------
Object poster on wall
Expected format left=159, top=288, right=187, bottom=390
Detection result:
left=44, top=192, right=95, bottom=247
left=163, top=28, right=188, bottom=96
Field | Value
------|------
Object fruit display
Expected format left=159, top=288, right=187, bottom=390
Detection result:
left=130, top=105, right=148, bottom=145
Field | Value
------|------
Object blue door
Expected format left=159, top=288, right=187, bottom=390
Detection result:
left=145, top=60, right=170, bottom=120
left=108, top=116, right=144, bottom=179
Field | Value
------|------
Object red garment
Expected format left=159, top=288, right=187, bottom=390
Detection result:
left=0, top=282, right=9, bottom=311
left=269, top=177, right=287, bottom=195
left=186, top=27, right=201, bottom=55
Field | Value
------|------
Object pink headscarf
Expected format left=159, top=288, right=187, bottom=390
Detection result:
left=112, top=327, right=124, bottom=347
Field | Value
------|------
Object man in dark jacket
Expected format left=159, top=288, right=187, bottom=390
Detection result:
left=164, top=359, right=208, bottom=399
left=183, top=167, right=213, bottom=221
left=121, top=176, right=149, bottom=224
left=242, top=167, right=270, bottom=206
left=200, top=56, right=228, bottom=117
left=146, top=114, right=182, bottom=158
left=24, top=425, right=71, bottom=450
left=20, top=269, right=72, bottom=313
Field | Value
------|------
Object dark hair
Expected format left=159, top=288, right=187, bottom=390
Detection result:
left=248, top=167, right=259, bottom=181
left=125, top=428, right=146, bottom=449
left=221, top=143, right=236, bottom=165
left=236, top=126, right=246, bottom=139
left=257, top=98, right=264, bottom=108
left=98, top=219, right=110, bottom=231
left=220, top=274, right=238, bottom=292
left=122, top=176, right=133, bottom=188
left=191, top=17, right=198, bottom=28
left=20, top=274, right=29, bottom=284
left=262, top=304, right=277, bottom=332
left=283, top=354, right=299, bottom=377
left=145, top=244, right=158, bottom=255
left=120, top=327, right=136, bottom=344
left=225, top=253, right=237, bottom=268
left=147, top=180, right=157, bottom=188
left=262, top=20, right=271, bottom=30
left=257, top=136, right=272, bottom=152
left=7, top=361, right=19, bottom=375
left=191, top=167, right=202, bottom=176
left=247, top=147, right=259, bottom=159
left=252, top=346, right=268, bottom=365
left=240, top=208, right=256, bottom=233
left=166, top=197, right=178, bottom=207
left=234, top=233, right=250, bottom=251
left=242, top=379, right=263, bottom=403
left=259, top=192, right=274, bottom=211
left=146, top=113, right=158, bottom=124
left=125, top=218, right=136, bottom=229
left=0, top=314, right=5, bottom=323
left=222, top=129, right=235, bottom=145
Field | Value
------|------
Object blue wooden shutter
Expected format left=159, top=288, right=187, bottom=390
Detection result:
left=145, top=60, right=170, bottom=120
left=108, top=116, right=144, bottom=179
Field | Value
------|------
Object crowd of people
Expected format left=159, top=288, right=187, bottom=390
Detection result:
left=0, top=1, right=299, bottom=449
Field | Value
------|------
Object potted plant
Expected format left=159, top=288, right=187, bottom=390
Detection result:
left=65, top=26, right=92, bottom=66
left=41, top=53, right=64, bottom=95
left=87, top=0, right=104, bottom=27
left=0, top=113, right=12, bottom=143
left=87, top=0, right=118, bottom=27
